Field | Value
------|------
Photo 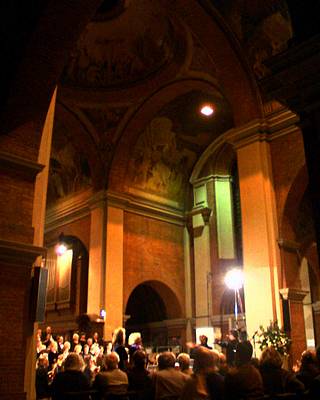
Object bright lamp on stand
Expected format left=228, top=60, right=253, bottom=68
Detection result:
left=224, top=268, right=244, bottom=329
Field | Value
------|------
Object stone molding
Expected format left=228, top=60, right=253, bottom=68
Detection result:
left=46, top=188, right=185, bottom=232
left=190, top=108, right=299, bottom=182
left=0, top=239, right=46, bottom=266
left=279, top=288, right=308, bottom=302
left=277, top=238, right=301, bottom=252
left=0, top=151, right=44, bottom=181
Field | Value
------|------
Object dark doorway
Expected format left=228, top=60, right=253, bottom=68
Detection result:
left=125, top=283, right=168, bottom=347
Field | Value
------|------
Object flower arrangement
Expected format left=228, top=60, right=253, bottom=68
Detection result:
left=256, top=321, right=291, bottom=356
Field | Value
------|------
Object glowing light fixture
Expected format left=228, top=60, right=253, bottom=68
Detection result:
left=100, top=309, right=106, bottom=319
left=200, top=104, right=214, bottom=116
left=55, top=243, right=67, bottom=256
left=225, top=268, right=244, bottom=291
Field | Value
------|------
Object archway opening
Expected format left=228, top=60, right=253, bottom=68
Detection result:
left=125, top=282, right=182, bottom=349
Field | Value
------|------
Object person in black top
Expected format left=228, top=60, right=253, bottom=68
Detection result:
left=112, top=327, right=128, bottom=371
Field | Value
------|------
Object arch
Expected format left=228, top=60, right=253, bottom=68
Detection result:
left=191, top=139, right=236, bottom=182
left=125, top=280, right=183, bottom=321
left=108, top=77, right=231, bottom=192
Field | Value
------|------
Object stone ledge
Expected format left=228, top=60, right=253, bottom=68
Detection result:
left=0, top=151, right=44, bottom=181
left=0, top=239, right=46, bottom=266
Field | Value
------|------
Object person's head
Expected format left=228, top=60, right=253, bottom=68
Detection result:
left=177, top=353, right=190, bottom=372
left=57, top=335, right=64, bottom=344
left=128, top=332, right=141, bottom=346
left=83, top=344, right=89, bottom=355
left=228, top=329, right=239, bottom=341
left=104, top=352, right=120, bottom=371
left=74, top=344, right=82, bottom=354
left=72, top=333, right=79, bottom=343
left=132, top=350, right=147, bottom=369
left=199, top=335, right=208, bottom=345
left=158, top=352, right=176, bottom=370
left=113, top=327, right=126, bottom=346
left=260, top=346, right=282, bottom=369
left=64, top=353, right=84, bottom=371
left=46, top=326, right=52, bottom=334
left=235, top=341, right=253, bottom=366
left=87, top=337, right=93, bottom=347
left=37, top=354, right=49, bottom=368
left=63, top=341, right=71, bottom=352
left=93, top=332, right=99, bottom=341
left=300, top=350, right=317, bottom=370
left=49, top=340, right=58, bottom=352
left=193, top=347, right=219, bottom=373
left=80, top=333, right=86, bottom=342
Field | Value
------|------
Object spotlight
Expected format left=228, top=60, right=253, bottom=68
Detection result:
left=224, top=268, right=244, bottom=290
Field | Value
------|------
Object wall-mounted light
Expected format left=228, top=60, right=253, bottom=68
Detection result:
left=55, top=233, right=67, bottom=256
left=200, top=104, right=214, bottom=116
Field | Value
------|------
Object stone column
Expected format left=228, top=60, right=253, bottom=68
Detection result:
left=280, top=288, right=308, bottom=364
left=184, top=224, right=194, bottom=342
left=312, top=301, right=320, bottom=346
left=104, top=206, right=124, bottom=339
left=87, top=191, right=107, bottom=317
left=25, top=88, right=57, bottom=400
left=235, top=135, right=281, bottom=339
left=191, top=177, right=213, bottom=329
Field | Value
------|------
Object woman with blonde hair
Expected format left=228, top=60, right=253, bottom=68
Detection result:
left=112, top=327, right=128, bottom=371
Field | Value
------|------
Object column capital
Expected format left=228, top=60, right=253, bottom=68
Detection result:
left=88, top=190, right=107, bottom=210
left=312, top=301, right=320, bottom=314
left=277, top=238, right=301, bottom=253
left=279, top=288, right=308, bottom=302
left=226, top=109, right=299, bottom=150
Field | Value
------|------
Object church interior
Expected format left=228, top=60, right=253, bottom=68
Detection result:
left=1, top=1, right=320, bottom=399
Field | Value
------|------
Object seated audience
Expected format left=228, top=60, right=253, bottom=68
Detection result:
left=181, top=347, right=224, bottom=400
left=51, top=353, right=90, bottom=400
left=259, top=346, right=305, bottom=396
left=224, top=340, right=264, bottom=400
left=93, top=352, right=129, bottom=398
left=112, top=327, right=129, bottom=371
left=153, top=351, right=190, bottom=400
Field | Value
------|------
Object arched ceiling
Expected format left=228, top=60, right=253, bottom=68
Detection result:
left=48, top=0, right=292, bottom=206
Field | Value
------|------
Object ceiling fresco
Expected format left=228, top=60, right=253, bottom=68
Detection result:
left=61, top=1, right=180, bottom=89
left=128, top=90, right=233, bottom=204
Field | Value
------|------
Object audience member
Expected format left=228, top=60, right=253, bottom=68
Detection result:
left=181, top=347, right=224, bottom=400
left=177, top=353, right=192, bottom=375
left=51, top=353, right=90, bottom=400
left=127, top=350, right=152, bottom=400
left=36, top=355, right=51, bottom=400
left=153, top=351, right=190, bottom=400
left=93, top=352, right=128, bottom=398
left=224, top=340, right=264, bottom=400
left=296, top=349, right=319, bottom=390
left=259, top=346, right=305, bottom=396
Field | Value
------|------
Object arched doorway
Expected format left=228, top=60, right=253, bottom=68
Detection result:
left=125, top=281, right=183, bottom=349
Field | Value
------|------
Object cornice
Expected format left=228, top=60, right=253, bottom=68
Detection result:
left=277, top=238, right=300, bottom=253
left=107, top=190, right=185, bottom=226
left=279, top=288, right=308, bottom=302
left=0, top=239, right=46, bottom=266
left=0, top=151, right=44, bottom=181
left=46, top=188, right=186, bottom=232
left=45, top=188, right=93, bottom=232
left=190, top=108, right=299, bottom=182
